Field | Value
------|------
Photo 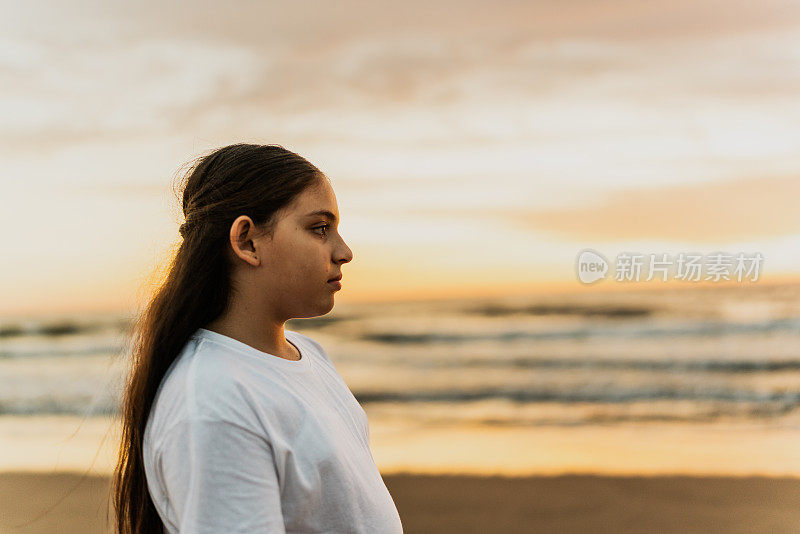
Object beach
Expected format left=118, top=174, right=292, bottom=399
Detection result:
left=2, top=471, right=800, bottom=533
left=5, top=0, right=800, bottom=528
left=3, top=416, right=800, bottom=532
left=4, top=285, right=800, bottom=532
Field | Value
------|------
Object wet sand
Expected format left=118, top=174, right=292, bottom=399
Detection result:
left=6, top=416, right=800, bottom=478
left=2, top=472, right=800, bottom=533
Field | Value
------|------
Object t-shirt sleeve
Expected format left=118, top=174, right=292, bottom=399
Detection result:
left=156, top=418, right=286, bottom=533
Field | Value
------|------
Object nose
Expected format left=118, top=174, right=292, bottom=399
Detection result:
left=336, top=235, right=354, bottom=264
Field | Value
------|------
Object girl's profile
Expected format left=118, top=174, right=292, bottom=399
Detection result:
left=112, top=143, right=403, bottom=533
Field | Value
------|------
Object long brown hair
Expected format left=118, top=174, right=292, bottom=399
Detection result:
left=112, top=143, right=324, bottom=533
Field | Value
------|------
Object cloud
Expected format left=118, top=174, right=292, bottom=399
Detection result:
left=4, top=0, right=800, bottom=157
left=0, top=37, right=263, bottom=148
left=508, top=175, right=800, bottom=243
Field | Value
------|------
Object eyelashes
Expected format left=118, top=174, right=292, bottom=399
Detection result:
left=312, top=224, right=329, bottom=237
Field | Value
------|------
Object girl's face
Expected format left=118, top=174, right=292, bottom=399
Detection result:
left=253, top=178, right=353, bottom=318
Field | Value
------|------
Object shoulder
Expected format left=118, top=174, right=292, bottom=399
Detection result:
left=188, top=338, right=246, bottom=391
left=156, top=336, right=267, bottom=430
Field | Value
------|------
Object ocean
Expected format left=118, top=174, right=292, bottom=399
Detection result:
left=2, top=283, right=800, bottom=431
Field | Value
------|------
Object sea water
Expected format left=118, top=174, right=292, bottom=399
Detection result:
left=2, top=284, right=800, bottom=431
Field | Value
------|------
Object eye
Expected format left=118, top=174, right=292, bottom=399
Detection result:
left=312, top=224, right=329, bottom=237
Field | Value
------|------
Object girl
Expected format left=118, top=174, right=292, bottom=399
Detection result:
left=112, top=144, right=404, bottom=533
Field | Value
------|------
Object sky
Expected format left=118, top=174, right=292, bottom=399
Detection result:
left=2, top=0, right=800, bottom=315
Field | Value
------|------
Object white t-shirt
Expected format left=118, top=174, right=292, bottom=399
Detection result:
left=143, top=327, right=403, bottom=533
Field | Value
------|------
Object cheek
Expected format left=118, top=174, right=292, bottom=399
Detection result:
left=269, top=226, right=330, bottom=262
left=265, top=240, right=323, bottom=280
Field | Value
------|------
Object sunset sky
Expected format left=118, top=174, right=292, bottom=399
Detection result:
left=2, top=0, right=800, bottom=315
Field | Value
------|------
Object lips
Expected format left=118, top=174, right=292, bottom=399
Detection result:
left=327, top=275, right=342, bottom=282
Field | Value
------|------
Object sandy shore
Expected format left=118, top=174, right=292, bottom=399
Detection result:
left=5, top=416, right=800, bottom=477
left=4, top=416, right=800, bottom=532
left=1, top=472, right=800, bottom=534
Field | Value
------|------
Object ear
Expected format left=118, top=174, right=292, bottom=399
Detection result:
left=228, top=215, right=260, bottom=266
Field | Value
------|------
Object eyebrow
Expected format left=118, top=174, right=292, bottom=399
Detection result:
left=304, top=210, right=339, bottom=224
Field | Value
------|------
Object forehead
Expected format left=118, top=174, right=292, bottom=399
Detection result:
left=291, top=180, right=339, bottom=221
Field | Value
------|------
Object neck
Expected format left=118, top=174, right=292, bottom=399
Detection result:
left=203, top=300, right=298, bottom=360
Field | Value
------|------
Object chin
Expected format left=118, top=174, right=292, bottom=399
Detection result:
left=296, top=296, right=335, bottom=319
left=319, top=297, right=336, bottom=315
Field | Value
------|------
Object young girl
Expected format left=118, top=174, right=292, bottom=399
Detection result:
left=112, top=144, right=404, bottom=533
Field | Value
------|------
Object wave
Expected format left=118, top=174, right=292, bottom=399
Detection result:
left=416, top=407, right=797, bottom=427
left=426, top=357, right=800, bottom=373
left=352, top=386, right=800, bottom=405
left=0, top=314, right=346, bottom=341
left=467, top=303, right=654, bottom=318
left=0, top=318, right=131, bottom=339
left=0, top=397, right=119, bottom=417
left=4, top=386, right=800, bottom=423
left=0, top=344, right=126, bottom=359
left=361, top=317, right=800, bottom=344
